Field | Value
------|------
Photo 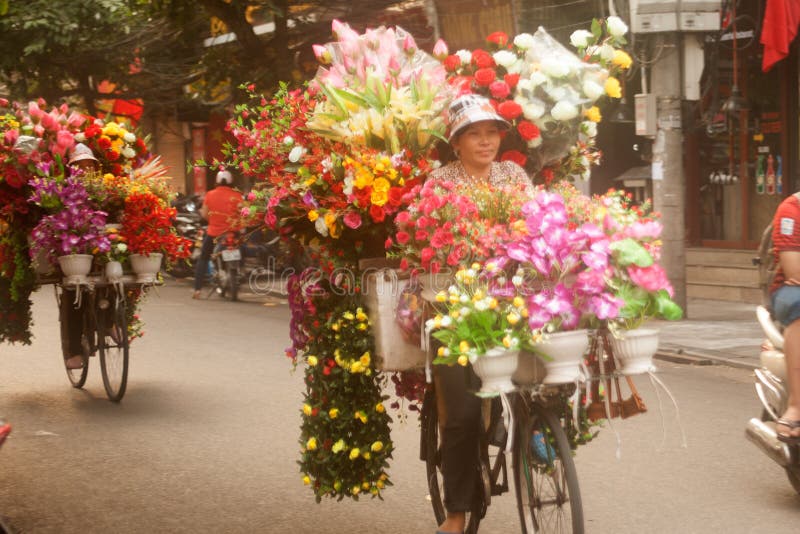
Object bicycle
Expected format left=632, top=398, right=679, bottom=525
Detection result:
left=56, top=280, right=132, bottom=402
left=420, top=370, right=584, bottom=533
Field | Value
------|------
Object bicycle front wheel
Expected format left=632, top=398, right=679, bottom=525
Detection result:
left=513, top=403, right=583, bottom=533
left=97, top=292, right=129, bottom=402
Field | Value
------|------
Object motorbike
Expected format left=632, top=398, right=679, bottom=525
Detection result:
left=745, top=305, right=800, bottom=494
left=168, top=193, right=205, bottom=279
left=208, top=225, right=294, bottom=301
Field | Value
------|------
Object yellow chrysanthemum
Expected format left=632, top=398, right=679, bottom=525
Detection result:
left=308, top=210, right=319, bottom=222
left=457, top=355, right=469, bottom=366
left=303, top=475, right=311, bottom=485
left=332, top=439, right=345, bottom=453
left=605, top=77, right=622, bottom=99
left=459, top=340, right=470, bottom=353
left=329, top=408, right=339, bottom=419
left=307, top=355, right=318, bottom=366
left=612, top=50, right=633, bottom=70
left=584, top=106, right=602, bottom=123
left=302, top=404, right=313, bottom=416
left=371, top=441, right=384, bottom=452
left=349, top=448, right=361, bottom=460
left=306, top=437, right=317, bottom=450
left=375, top=403, right=385, bottom=413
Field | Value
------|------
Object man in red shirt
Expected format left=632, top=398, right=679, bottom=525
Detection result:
left=770, top=192, right=800, bottom=443
left=192, top=170, right=243, bottom=298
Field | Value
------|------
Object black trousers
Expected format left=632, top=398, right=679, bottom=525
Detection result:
left=60, top=289, right=85, bottom=356
left=437, top=363, right=483, bottom=513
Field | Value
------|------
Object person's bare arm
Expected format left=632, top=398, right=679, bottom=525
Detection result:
left=199, top=204, right=209, bottom=220
left=780, top=250, right=800, bottom=284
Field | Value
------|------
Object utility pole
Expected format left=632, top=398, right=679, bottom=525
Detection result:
left=649, top=33, right=687, bottom=311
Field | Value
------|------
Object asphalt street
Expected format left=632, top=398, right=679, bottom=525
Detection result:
left=1, top=280, right=799, bottom=533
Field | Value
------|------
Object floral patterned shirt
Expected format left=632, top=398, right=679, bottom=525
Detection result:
left=428, top=160, right=534, bottom=195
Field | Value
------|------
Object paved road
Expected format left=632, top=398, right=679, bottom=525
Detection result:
left=1, top=282, right=800, bottom=533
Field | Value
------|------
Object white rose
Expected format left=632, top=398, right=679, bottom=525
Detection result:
left=455, top=49, right=472, bottom=65
left=117, top=243, right=127, bottom=253
left=288, top=145, right=306, bottom=163
left=516, top=78, right=534, bottom=93
left=551, top=101, right=579, bottom=121
left=529, top=71, right=548, bottom=86
left=121, top=147, right=136, bottom=159
left=599, top=43, right=615, bottom=61
left=123, top=132, right=136, bottom=144
left=527, top=137, right=543, bottom=149
left=282, top=136, right=294, bottom=146
left=314, top=217, right=329, bottom=237
left=546, top=85, right=567, bottom=101
left=493, top=50, right=517, bottom=68
left=582, top=80, right=604, bottom=100
left=606, top=16, right=628, bottom=37
left=74, top=133, right=86, bottom=143
left=581, top=120, right=598, bottom=138
left=343, top=175, right=354, bottom=196
left=440, top=316, right=453, bottom=327
left=522, top=102, right=545, bottom=120
left=541, top=57, right=569, bottom=78
left=569, top=29, right=593, bottom=48
left=504, top=59, right=525, bottom=75
left=513, top=33, right=535, bottom=50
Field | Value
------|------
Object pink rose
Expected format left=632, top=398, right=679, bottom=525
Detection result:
left=420, top=247, right=435, bottom=264
left=343, top=211, right=362, bottom=229
left=396, top=231, right=411, bottom=244
left=489, top=80, right=510, bottom=99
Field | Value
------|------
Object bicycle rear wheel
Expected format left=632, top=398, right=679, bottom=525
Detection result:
left=58, top=288, right=89, bottom=388
left=97, top=292, right=129, bottom=402
left=421, top=390, right=482, bottom=533
left=513, top=402, right=583, bottom=533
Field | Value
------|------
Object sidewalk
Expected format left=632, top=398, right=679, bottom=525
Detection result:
left=653, top=298, right=764, bottom=370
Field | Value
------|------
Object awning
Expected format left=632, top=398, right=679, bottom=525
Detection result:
left=761, top=0, right=800, bottom=72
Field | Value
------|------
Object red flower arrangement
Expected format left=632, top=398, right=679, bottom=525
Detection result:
left=120, top=192, right=191, bottom=262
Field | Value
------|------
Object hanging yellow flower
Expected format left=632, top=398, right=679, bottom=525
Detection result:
left=584, top=106, right=602, bottom=123
left=605, top=77, right=622, bottom=99
left=612, top=50, right=633, bottom=70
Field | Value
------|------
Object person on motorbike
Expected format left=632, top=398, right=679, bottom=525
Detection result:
left=770, top=192, right=800, bottom=444
left=192, top=169, right=243, bottom=299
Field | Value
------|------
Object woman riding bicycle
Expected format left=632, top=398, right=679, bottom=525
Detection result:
left=425, top=94, right=533, bottom=534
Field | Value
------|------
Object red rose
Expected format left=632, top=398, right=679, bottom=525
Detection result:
left=471, top=49, right=495, bottom=69
left=387, top=187, right=404, bottom=207
left=474, top=68, right=496, bottom=87
left=489, top=80, right=510, bottom=99
left=497, top=100, right=522, bottom=120
left=504, top=73, right=520, bottom=88
left=443, top=54, right=462, bottom=72
left=501, top=150, right=527, bottom=167
left=369, top=204, right=386, bottom=223
left=395, top=231, right=410, bottom=245
left=486, top=31, right=509, bottom=48
left=517, top=120, right=540, bottom=141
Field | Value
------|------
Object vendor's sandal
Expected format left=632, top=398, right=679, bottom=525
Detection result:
left=64, top=355, right=84, bottom=370
left=776, top=419, right=800, bottom=445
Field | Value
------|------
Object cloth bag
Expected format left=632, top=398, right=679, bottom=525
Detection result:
left=360, top=260, right=426, bottom=371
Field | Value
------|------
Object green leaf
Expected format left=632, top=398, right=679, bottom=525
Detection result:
left=591, top=18, right=602, bottom=39
left=610, top=238, right=654, bottom=267
left=655, top=290, right=683, bottom=320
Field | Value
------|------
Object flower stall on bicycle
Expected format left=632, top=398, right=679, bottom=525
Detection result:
left=218, top=16, right=682, bottom=533
left=0, top=99, right=190, bottom=402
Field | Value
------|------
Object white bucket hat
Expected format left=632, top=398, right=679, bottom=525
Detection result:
left=447, top=94, right=510, bottom=142
left=68, top=143, right=98, bottom=165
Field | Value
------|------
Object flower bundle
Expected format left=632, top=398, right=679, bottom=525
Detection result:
left=306, top=20, right=452, bottom=155
left=587, top=188, right=683, bottom=329
left=439, top=18, right=631, bottom=182
left=427, top=263, right=534, bottom=366
left=75, top=118, right=149, bottom=175
left=120, top=192, right=191, bottom=262
left=392, top=179, right=528, bottom=273
left=502, top=190, right=624, bottom=333
left=28, top=177, right=111, bottom=265
left=295, top=283, right=393, bottom=502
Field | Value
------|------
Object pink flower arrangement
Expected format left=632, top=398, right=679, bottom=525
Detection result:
left=392, top=179, right=527, bottom=273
